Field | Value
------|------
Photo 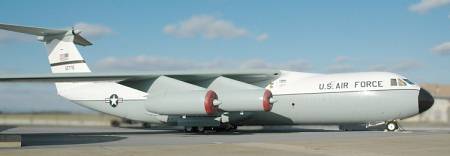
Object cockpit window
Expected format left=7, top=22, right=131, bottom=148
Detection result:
left=391, top=78, right=412, bottom=86
left=398, top=78, right=406, bottom=86
left=403, top=79, right=414, bottom=85
left=390, top=79, right=397, bottom=86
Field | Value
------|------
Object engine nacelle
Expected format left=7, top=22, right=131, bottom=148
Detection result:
left=217, top=89, right=273, bottom=112
left=145, top=76, right=219, bottom=116
left=145, top=90, right=219, bottom=115
left=208, top=76, right=275, bottom=112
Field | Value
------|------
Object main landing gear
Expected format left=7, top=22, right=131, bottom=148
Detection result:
left=184, top=124, right=238, bottom=133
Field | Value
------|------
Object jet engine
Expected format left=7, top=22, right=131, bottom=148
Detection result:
left=145, top=76, right=220, bottom=115
left=146, top=90, right=219, bottom=115
left=208, top=76, right=276, bottom=112
left=215, top=89, right=273, bottom=112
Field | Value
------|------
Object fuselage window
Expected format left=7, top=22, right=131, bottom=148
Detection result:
left=390, top=79, right=397, bottom=86
left=398, top=78, right=406, bottom=86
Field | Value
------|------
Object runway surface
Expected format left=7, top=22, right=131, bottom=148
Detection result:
left=1, top=125, right=450, bottom=156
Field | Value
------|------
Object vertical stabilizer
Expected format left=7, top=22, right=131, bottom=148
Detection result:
left=44, top=33, right=91, bottom=73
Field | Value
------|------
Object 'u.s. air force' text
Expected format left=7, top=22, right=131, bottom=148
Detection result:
left=319, top=81, right=383, bottom=90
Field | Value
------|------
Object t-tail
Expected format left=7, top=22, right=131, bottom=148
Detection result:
left=0, top=23, right=92, bottom=93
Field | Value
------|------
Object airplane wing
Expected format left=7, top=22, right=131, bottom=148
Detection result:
left=0, top=69, right=280, bottom=88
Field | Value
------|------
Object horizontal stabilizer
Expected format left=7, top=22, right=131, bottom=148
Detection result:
left=0, top=23, right=92, bottom=46
left=0, top=23, right=67, bottom=36
left=73, top=33, right=92, bottom=46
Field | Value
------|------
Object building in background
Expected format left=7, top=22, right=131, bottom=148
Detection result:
left=404, top=84, right=450, bottom=124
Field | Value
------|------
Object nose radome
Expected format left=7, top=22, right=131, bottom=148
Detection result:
left=418, top=88, right=434, bottom=113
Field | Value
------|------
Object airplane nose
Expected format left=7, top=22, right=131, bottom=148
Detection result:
left=418, top=88, right=434, bottom=113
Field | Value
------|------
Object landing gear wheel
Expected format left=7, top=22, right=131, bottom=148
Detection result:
left=184, top=127, right=200, bottom=133
left=215, top=124, right=237, bottom=132
left=228, top=125, right=238, bottom=132
left=198, top=127, right=205, bottom=132
left=142, top=122, right=151, bottom=128
left=110, top=120, right=120, bottom=127
left=385, top=121, right=399, bottom=131
left=184, top=127, right=192, bottom=132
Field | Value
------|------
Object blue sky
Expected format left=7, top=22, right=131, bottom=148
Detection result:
left=0, top=0, right=449, bottom=112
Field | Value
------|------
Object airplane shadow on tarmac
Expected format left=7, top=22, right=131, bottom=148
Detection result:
left=18, top=130, right=180, bottom=147
left=14, top=126, right=339, bottom=147
left=20, top=133, right=127, bottom=147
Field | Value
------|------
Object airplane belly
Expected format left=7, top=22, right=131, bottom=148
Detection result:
left=72, top=100, right=162, bottom=123
left=257, top=89, right=419, bottom=124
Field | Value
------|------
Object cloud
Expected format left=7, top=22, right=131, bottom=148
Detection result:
left=0, top=83, right=93, bottom=113
left=431, top=41, right=450, bottom=55
left=95, top=55, right=423, bottom=75
left=96, top=55, right=204, bottom=71
left=0, top=30, right=34, bottom=44
left=334, top=56, right=351, bottom=63
left=74, top=22, right=112, bottom=38
left=163, top=15, right=248, bottom=39
left=368, top=60, right=422, bottom=72
left=95, top=55, right=311, bottom=72
left=390, top=60, right=422, bottom=71
left=326, top=56, right=355, bottom=73
left=95, top=56, right=230, bottom=71
left=325, top=56, right=421, bottom=73
left=239, top=59, right=271, bottom=69
left=279, top=60, right=311, bottom=71
left=256, top=33, right=269, bottom=42
left=409, top=0, right=450, bottom=13
left=327, top=64, right=355, bottom=73
left=239, top=59, right=311, bottom=71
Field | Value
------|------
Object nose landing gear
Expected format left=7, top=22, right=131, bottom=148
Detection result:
left=338, top=121, right=401, bottom=131
left=385, top=121, right=399, bottom=131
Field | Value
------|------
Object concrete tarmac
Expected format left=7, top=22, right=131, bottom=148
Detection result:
left=1, top=125, right=450, bottom=156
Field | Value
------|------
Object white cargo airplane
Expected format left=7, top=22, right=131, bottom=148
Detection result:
left=0, top=23, right=434, bottom=132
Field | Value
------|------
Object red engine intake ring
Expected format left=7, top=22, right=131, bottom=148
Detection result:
left=204, top=90, right=218, bottom=115
left=262, top=90, right=273, bottom=112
